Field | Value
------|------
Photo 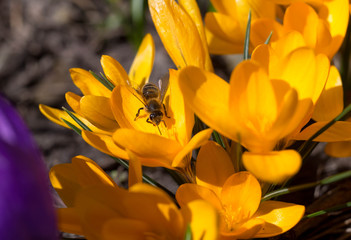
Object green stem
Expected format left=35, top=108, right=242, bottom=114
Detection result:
left=262, top=170, right=351, bottom=201
left=303, top=201, right=351, bottom=219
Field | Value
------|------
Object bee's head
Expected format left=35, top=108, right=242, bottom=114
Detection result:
left=150, top=111, right=163, bottom=125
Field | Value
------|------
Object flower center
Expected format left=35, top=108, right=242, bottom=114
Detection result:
left=222, top=205, right=251, bottom=232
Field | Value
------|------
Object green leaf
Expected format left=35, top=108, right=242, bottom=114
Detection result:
left=243, top=10, right=251, bottom=60
left=262, top=170, right=351, bottom=201
left=264, top=31, right=273, bottom=44
left=184, top=224, right=192, bottom=240
left=61, top=118, right=82, bottom=135
left=303, top=201, right=351, bottom=219
left=89, top=70, right=115, bottom=91
left=212, top=130, right=225, bottom=149
left=62, top=107, right=92, bottom=132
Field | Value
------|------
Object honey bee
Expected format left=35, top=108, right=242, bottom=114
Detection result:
left=132, top=74, right=171, bottom=131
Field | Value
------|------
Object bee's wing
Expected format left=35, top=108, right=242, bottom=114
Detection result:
left=149, top=73, right=169, bottom=103
left=125, top=80, right=146, bottom=106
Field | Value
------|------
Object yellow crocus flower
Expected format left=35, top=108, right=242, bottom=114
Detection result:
left=40, top=34, right=212, bottom=172
left=205, top=0, right=276, bottom=54
left=176, top=141, right=305, bottom=239
left=50, top=155, right=219, bottom=239
left=177, top=33, right=330, bottom=183
left=252, top=0, right=350, bottom=59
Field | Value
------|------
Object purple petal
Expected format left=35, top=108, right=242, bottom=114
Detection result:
left=0, top=96, right=58, bottom=239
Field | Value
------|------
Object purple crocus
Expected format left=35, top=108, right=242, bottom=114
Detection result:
left=0, top=95, right=57, bottom=239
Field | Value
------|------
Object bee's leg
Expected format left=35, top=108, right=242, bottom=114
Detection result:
left=146, top=118, right=155, bottom=126
left=134, top=107, right=144, bottom=121
left=161, top=120, right=167, bottom=128
left=163, top=104, right=171, bottom=118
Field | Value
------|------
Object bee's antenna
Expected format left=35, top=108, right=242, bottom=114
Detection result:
left=157, top=125, right=162, bottom=135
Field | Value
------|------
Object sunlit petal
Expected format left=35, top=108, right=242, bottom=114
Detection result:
left=294, top=121, right=351, bottom=142
left=128, top=34, right=154, bottom=87
left=178, top=66, right=240, bottom=141
left=243, top=150, right=302, bottom=183
left=113, top=128, right=181, bottom=167
left=313, top=65, right=343, bottom=121
left=82, top=130, right=128, bottom=159
left=180, top=200, right=219, bottom=240
left=176, top=183, right=223, bottom=211
left=172, top=128, right=213, bottom=168
left=148, top=0, right=205, bottom=69
left=196, top=141, right=234, bottom=196
left=70, top=68, right=111, bottom=97
left=220, top=218, right=265, bottom=239
left=101, top=55, right=129, bottom=86
left=80, top=95, right=118, bottom=131
left=221, top=172, right=261, bottom=221
left=253, top=200, right=305, bottom=238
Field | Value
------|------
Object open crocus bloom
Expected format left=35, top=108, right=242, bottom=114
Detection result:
left=176, top=141, right=305, bottom=239
left=40, top=33, right=212, bottom=171
left=204, top=0, right=276, bottom=54
left=50, top=155, right=219, bottom=239
left=177, top=32, right=332, bottom=183
left=252, top=0, right=349, bottom=58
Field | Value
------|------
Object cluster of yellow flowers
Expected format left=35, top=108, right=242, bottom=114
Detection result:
left=40, top=0, right=350, bottom=239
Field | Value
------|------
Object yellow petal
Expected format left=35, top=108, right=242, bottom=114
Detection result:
left=179, top=0, right=213, bottom=72
left=221, top=172, right=261, bottom=221
left=50, top=155, right=117, bottom=207
left=251, top=19, right=286, bottom=47
left=39, top=104, right=74, bottom=129
left=318, top=0, right=349, bottom=58
left=325, top=141, right=351, bottom=157
left=284, top=2, right=319, bottom=48
left=220, top=218, right=265, bottom=239
left=82, top=130, right=128, bottom=159
left=168, top=69, right=194, bottom=146
left=112, top=128, right=181, bottom=167
left=74, top=186, right=127, bottom=239
left=205, top=28, right=245, bottom=54
left=70, top=68, right=111, bottom=97
left=205, top=12, right=244, bottom=45
left=195, top=141, right=234, bottom=196
left=180, top=200, right=219, bottom=240
left=271, top=48, right=317, bottom=101
left=125, top=183, right=184, bottom=239
left=176, top=183, right=223, bottom=211
left=79, top=95, right=118, bottom=131
left=254, top=200, right=305, bottom=238
left=294, top=121, right=351, bottom=142
left=148, top=0, right=205, bottom=69
left=210, top=0, right=237, bottom=17
left=128, top=34, right=154, bottom=87
left=243, top=150, right=302, bottom=183
left=65, top=92, right=81, bottom=113
left=229, top=60, right=278, bottom=151
left=172, top=128, right=213, bottom=169
left=39, top=104, right=110, bottom=134
left=178, top=66, right=240, bottom=141
left=313, top=65, right=343, bottom=121
left=126, top=149, right=143, bottom=188
left=102, top=218, right=151, bottom=239
left=57, top=208, right=83, bottom=235
left=101, top=55, right=129, bottom=86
